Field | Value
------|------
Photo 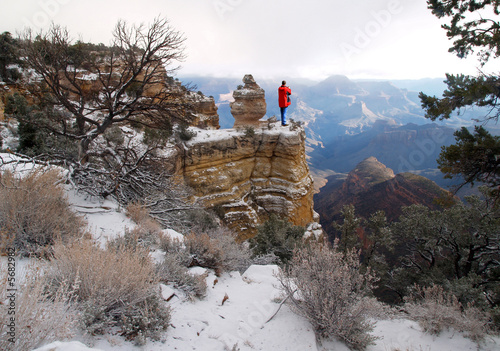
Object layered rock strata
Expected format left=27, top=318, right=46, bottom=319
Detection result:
left=178, top=123, right=316, bottom=240
left=230, top=75, right=267, bottom=128
left=189, top=93, right=220, bottom=129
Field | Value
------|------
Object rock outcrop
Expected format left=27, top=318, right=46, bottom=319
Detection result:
left=177, top=123, right=316, bottom=240
left=230, top=75, right=267, bottom=128
left=188, top=92, right=220, bottom=130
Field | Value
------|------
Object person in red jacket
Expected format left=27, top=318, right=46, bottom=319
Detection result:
left=278, top=80, right=292, bottom=126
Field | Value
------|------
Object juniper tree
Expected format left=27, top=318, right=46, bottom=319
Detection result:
left=388, top=190, right=500, bottom=309
left=420, top=0, right=500, bottom=198
left=0, top=31, right=20, bottom=82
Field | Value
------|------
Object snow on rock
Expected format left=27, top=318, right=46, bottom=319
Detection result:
left=159, top=283, right=176, bottom=302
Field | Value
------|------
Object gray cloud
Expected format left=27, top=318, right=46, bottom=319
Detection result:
left=1, top=0, right=484, bottom=80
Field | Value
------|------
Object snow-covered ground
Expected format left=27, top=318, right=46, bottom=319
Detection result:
left=1, top=153, right=499, bottom=351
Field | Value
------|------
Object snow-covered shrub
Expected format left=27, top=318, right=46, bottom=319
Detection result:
left=0, top=169, right=86, bottom=256
left=177, top=123, right=197, bottom=141
left=156, top=233, right=207, bottom=298
left=0, top=262, right=77, bottom=351
left=404, top=284, right=491, bottom=342
left=157, top=250, right=208, bottom=299
left=277, top=241, right=378, bottom=350
left=185, top=227, right=251, bottom=273
left=46, top=240, right=170, bottom=344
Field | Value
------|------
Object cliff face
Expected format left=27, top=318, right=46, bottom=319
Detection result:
left=178, top=124, right=316, bottom=240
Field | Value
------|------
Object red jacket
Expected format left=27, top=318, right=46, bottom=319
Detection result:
left=278, top=85, right=292, bottom=108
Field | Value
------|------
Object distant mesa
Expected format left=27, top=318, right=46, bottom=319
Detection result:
left=230, top=74, right=267, bottom=128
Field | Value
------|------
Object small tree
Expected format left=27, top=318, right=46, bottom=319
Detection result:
left=388, top=191, right=500, bottom=309
left=0, top=31, right=20, bottom=82
left=437, top=126, right=500, bottom=197
left=249, top=214, right=305, bottom=263
left=332, top=204, right=363, bottom=252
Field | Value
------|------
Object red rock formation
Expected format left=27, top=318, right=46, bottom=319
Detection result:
left=314, top=157, right=456, bottom=239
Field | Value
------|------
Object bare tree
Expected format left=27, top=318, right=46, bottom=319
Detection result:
left=20, top=17, right=189, bottom=163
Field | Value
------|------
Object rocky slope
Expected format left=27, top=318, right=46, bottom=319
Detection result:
left=314, top=157, right=455, bottom=239
left=1, top=70, right=316, bottom=240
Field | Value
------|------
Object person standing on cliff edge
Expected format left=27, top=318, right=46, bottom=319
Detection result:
left=278, top=80, right=291, bottom=126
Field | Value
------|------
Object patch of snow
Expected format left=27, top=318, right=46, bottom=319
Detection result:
left=33, top=341, right=104, bottom=351
left=66, top=187, right=134, bottom=245
left=163, top=228, right=184, bottom=241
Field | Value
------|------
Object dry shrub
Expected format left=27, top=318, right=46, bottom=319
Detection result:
left=46, top=240, right=170, bottom=344
left=156, top=233, right=207, bottom=299
left=278, top=241, right=378, bottom=350
left=185, top=227, right=251, bottom=273
left=0, top=169, right=86, bottom=256
left=404, top=284, right=491, bottom=342
left=0, top=262, right=77, bottom=351
left=123, top=202, right=163, bottom=248
left=109, top=221, right=162, bottom=251
left=126, top=202, right=151, bottom=224
left=157, top=251, right=208, bottom=299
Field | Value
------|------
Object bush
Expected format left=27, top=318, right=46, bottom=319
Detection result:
left=177, top=123, right=197, bottom=141
left=185, top=227, right=251, bottom=274
left=0, top=169, right=86, bottom=256
left=156, top=241, right=208, bottom=300
left=404, top=284, right=491, bottom=342
left=250, top=214, right=305, bottom=263
left=46, top=240, right=170, bottom=344
left=244, top=126, right=255, bottom=138
left=117, top=202, right=163, bottom=249
left=0, top=262, right=77, bottom=351
left=277, top=241, right=378, bottom=350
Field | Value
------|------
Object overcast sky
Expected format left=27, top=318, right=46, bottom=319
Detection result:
left=1, top=0, right=493, bottom=81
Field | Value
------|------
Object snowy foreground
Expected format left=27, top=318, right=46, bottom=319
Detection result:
left=2, top=155, right=498, bottom=351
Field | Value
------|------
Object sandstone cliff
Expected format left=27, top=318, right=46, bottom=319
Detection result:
left=177, top=123, right=316, bottom=240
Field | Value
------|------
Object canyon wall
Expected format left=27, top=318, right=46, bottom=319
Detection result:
left=177, top=123, right=316, bottom=240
